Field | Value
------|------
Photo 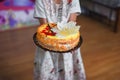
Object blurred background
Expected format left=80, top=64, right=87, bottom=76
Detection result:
left=0, top=0, right=120, bottom=80
left=0, top=0, right=38, bottom=31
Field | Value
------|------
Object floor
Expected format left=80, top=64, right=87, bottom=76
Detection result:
left=78, top=15, right=120, bottom=80
left=0, top=15, right=120, bottom=80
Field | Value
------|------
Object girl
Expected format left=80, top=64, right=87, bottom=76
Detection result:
left=34, top=0, right=86, bottom=80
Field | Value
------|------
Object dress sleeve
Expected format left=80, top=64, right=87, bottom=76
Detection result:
left=69, top=0, right=81, bottom=15
left=34, top=0, right=46, bottom=18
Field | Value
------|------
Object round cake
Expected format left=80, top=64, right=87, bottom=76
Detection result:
left=36, top=22, right=80, bottom=52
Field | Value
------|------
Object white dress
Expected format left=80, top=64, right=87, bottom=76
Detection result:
left=34, top=0, right=86, bottom=80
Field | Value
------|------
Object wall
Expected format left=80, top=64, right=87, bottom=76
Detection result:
left=0, top=0, right=39, bottom=31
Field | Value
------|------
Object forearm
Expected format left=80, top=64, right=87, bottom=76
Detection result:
left=38, top=13, right=78, bottom=24
left=68, top=13, right=78, bottom=22
left=39, top=18, right=47, bottom=25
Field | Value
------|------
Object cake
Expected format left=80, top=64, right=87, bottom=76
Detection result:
left=36, top=21, right=80, bottom=52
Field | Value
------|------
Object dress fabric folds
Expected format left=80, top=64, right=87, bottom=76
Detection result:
left=34, top=47, right=86, bottom=80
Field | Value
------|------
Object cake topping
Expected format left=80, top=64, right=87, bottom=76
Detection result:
left=51, top=21, right=80, bottom=38
left=41, top=26, right=56, bottom=36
